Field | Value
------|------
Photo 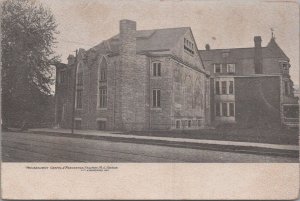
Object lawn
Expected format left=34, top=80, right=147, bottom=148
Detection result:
left=126, top=127, right=299, bottom=145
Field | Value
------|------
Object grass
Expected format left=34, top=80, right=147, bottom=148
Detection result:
left=126, top=126, right=299, bottom=145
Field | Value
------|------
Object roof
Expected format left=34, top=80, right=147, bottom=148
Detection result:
left=199, top=38, right=289, bottom=62
left=53, top=62, right=68, bottom=69
left=89, top=27, right=190, bottom=54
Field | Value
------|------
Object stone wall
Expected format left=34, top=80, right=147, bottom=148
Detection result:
left=170, top=58, right=207, bottom=129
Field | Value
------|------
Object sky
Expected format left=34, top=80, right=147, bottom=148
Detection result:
left=41, top=0, right=299, bottom=86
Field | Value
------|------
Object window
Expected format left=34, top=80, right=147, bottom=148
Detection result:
left=153, top=62, right=161, bottom=76
left=98, top=58, right=108, bottom=109
left=176, top=120, right=180, bottom=129
left=99, top=87, right=107, bottom=108
left=60, top=70, right=66, bottom=83
left=181, top=120, right=188, bottom=127
left=216, top=103, right=221, bottom=117
left=229, top=81, right=234, bottom=94
left=216, top=80, right=234, bottom=95
left=222, top=102, right=228, bottom=116
left=214, top=64, right=221, bottom=73
left=229, top=103, right=235, bottom=116
left=77, top=71, right=83, bottom=86
left=197, top=119, right=202, bottom=127
left=62, top=104, right=66, bottom=121
left=216, top=102, right=235, bottom=117
left=215, top=81, right=220, bottom=95
left=221, top=81, right=227, bottom=94
left=99, top=58, right=107, bottom=82
left=188, top=120, right=192, bottom=128
left=100, top=69, right=107, bottom=81
left=284, top=81, right=290, bottom=96
left=184, top=38, right=195, bottom=54
left=152, top=89, right=161, bottom=108
left=75, top=119, right=81, bottom=130
left=76, top=89, right=83, bottom=109
left=97, top=120, right=106, bottom=130
left=76, top=64, right=84, bottom=110
left=227, top=64, right=235, bottom=73
left=282, top=63, right=289, bottom=70
left=222, top=52, right=229, bottom=58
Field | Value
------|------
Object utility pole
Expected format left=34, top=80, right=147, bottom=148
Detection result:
left=71, top=49, right=78, bottom=134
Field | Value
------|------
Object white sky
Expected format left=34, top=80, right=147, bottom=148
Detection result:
left=41, top=0, right=299, bottom=86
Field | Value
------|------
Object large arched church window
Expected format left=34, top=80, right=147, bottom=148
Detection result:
left=98, top=57, right=108, bottom=109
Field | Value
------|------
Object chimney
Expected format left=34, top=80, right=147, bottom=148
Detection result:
left=67, top=54, right=75, bottom=65
left=117, top=19, right=138, bottom=130
left=254, top=36, right=263, bottom=74
left=205, top=44, right=210, bottom=50
left=119, top=19, right=136, bottom=56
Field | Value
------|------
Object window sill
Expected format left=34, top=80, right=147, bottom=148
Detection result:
left=184, top=49, right=194, bottom=56
left=151, top=107, right=162, bottom=111
left=214, top=72, right=235, bottom=75
left=97, top=108, right=107, bottom=111
left=215, top=94, right=235, bottom=96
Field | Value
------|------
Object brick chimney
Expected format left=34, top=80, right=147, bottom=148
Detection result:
left=67, top=54, right=75, bottom=65
left=119, top=19, right=136, bottom=56
left=254, top=36, right=263, bottom=74
left=117, top=19, right=140, bottom=130
left=205, top=44, right=210, bottom=50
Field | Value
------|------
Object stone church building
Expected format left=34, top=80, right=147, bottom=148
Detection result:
left=55, top=20, right=211, bottom=131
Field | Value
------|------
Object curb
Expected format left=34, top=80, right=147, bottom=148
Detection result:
left=26, top=130, right=299, bottom=158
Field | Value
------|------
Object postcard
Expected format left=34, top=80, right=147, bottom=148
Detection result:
left=1, top=0, right=299, bottom=199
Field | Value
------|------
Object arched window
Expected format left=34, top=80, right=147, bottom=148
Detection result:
left=98, top=57, right=108, bottom=109
left=75, top=63, right=84, bottom=109
left=99, top=58, right=107, bottom=82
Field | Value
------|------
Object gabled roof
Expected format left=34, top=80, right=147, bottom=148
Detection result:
left=199, top=38, right=289, bottom=62
left=89, top=27, right=190, bottom=54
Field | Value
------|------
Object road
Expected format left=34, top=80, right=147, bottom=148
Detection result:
left=2, top=131, right=297, bottom=162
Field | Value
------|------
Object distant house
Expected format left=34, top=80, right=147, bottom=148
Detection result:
left=55, top=20, right=210, bottom=131
left=199, top=36, right=299, bottom=128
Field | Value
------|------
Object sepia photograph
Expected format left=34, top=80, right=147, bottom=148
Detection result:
left=1, top=0, right=299, bottom=199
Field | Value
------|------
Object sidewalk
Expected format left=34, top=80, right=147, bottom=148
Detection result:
left=29, top=128, right=299, bottom=151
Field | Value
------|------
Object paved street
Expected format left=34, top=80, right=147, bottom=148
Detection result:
left=2, top=131, right=298, bottom=163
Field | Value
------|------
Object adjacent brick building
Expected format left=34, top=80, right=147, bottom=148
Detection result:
left=199, top=36, right=299, bottom=128
left=55, top=20, right=210, bottom=131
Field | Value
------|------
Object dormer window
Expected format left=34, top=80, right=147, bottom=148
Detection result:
left=184, top=38, right=194, bottom=55
left=214, top=64, right=222, bottom=73
left=222, top=52, right=229, bottom=58
left=227, top=64, right=235, bottom=74
left=280, top=61, right=290, bottom=75
left=282, top=63, right=289, bottom=70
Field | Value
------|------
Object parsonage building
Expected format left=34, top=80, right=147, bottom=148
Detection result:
left=199, top=36, right=299, bottom=128
left=55, top=20, right=211, bottom=131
